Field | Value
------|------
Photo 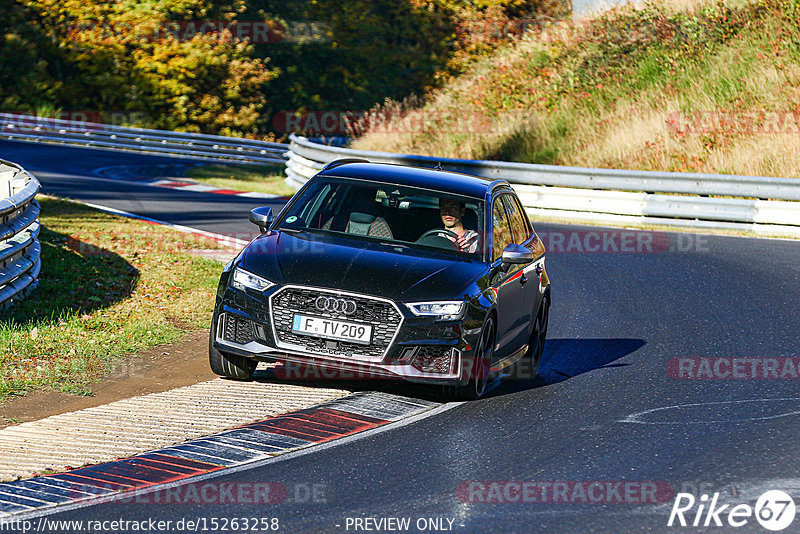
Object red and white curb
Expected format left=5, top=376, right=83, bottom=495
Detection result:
left=0, top=392, right=442, bottom=519
left=93, top=164, right=293, bottom=200
left=148, top=179, right=290, bottom=200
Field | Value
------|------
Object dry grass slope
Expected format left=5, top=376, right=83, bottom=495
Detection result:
left=353, top=0, right=800, bottom=179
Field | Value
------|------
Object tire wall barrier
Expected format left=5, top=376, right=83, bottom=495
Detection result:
left=0, top=159, right=41, bottom=309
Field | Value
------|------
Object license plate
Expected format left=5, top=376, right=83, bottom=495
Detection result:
left=292, top=314, right=372, bottom=345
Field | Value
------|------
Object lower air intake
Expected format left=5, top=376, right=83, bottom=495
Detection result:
left=412, top=346, right=457, bottom=375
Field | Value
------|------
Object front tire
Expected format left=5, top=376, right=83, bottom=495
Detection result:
left=209, top=335, right=257, bottom=380
left=444, top=316, right=495, bottom=401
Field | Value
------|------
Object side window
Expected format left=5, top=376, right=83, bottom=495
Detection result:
left=502, top=194, right=530, bottom=244
left=492, top=197, right=513, bottom=261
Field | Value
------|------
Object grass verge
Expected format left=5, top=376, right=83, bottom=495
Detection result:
left=0, top=198, right=225, bottom=402
left=185, top=164, right=295, bottom=196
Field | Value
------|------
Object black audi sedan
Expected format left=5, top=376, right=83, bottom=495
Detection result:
left=209, top=159, right=550, bottom=400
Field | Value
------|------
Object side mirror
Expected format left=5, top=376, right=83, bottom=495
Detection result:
left=501, top=243, right=534, bottom=268
left=249, top=207, right=273, bottom=233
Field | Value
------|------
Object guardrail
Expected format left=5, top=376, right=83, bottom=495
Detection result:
left=0, top=113, right=289, bottom=165
left=0, top=159, right=41, bottom=309
left=286, top=134, right=800, bottom=236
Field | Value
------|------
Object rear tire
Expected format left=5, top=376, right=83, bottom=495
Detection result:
left=209, top=335, right=257, bottom=380
left=523, top=298, right=549, bottom=379
left=443, top=316, right=495, bottom=401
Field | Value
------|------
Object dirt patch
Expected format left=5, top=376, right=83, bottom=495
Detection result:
left=0, top=331, right=217, bottom=429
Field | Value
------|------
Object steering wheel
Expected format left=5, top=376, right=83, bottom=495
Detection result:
left=416, top=229, right=460, bottom=250
left=418, top=229, right=459, bottom=240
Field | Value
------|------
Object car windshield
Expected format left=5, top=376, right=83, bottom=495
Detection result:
left=275, top=177, right=486, bottom=260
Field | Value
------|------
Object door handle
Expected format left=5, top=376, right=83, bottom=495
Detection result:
left=534, top=264, right=543, bottom=276
left=520, top=274, right=528, bottom=286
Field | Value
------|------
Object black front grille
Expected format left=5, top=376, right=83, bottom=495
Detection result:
left=223, top=314, right=255, bottom=345
left=270, top=287, right=402, bottom=360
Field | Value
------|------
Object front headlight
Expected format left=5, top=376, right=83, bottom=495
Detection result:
left=231, top=267, right=275, bottom=292
left=405, top=301, right=466, bottom=321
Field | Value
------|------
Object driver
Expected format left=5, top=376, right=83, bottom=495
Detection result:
left=439, top=197, right=479, bottom=253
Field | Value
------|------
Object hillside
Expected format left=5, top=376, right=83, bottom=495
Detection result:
left=352, top=0, right=800, bottom=178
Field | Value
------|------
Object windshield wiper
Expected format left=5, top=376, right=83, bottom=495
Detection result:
left=379, top=241, right=408, bottom=249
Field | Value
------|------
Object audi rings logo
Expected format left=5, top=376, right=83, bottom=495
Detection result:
left=314, top=296, right=357, bottom=315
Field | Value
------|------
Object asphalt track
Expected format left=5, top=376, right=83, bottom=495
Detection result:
left=0, top=140, right=283, bottom=238
left=3, top=139, right=800, bottom=532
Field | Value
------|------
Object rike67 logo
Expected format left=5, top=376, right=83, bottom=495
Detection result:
left=668, top=490, right=796, bottom=531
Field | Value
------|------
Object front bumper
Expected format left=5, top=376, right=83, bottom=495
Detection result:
left=211, top=284, right=483, bottom=386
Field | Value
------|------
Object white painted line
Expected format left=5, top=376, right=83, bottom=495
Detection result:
left=46, top=196, right=250, bottom=248
left=237, top=191, right=285, bottom=199
left=619, top=397, right=800, bottom=424
left=167, top=184, right=217, bottom=192
left=148, top=180, right=184, bottom=187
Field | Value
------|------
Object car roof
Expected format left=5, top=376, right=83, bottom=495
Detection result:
left=316, top=161, right=507, bottom=199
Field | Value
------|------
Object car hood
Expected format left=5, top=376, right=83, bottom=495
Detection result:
left=239, top=230, right=486, bottom=301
